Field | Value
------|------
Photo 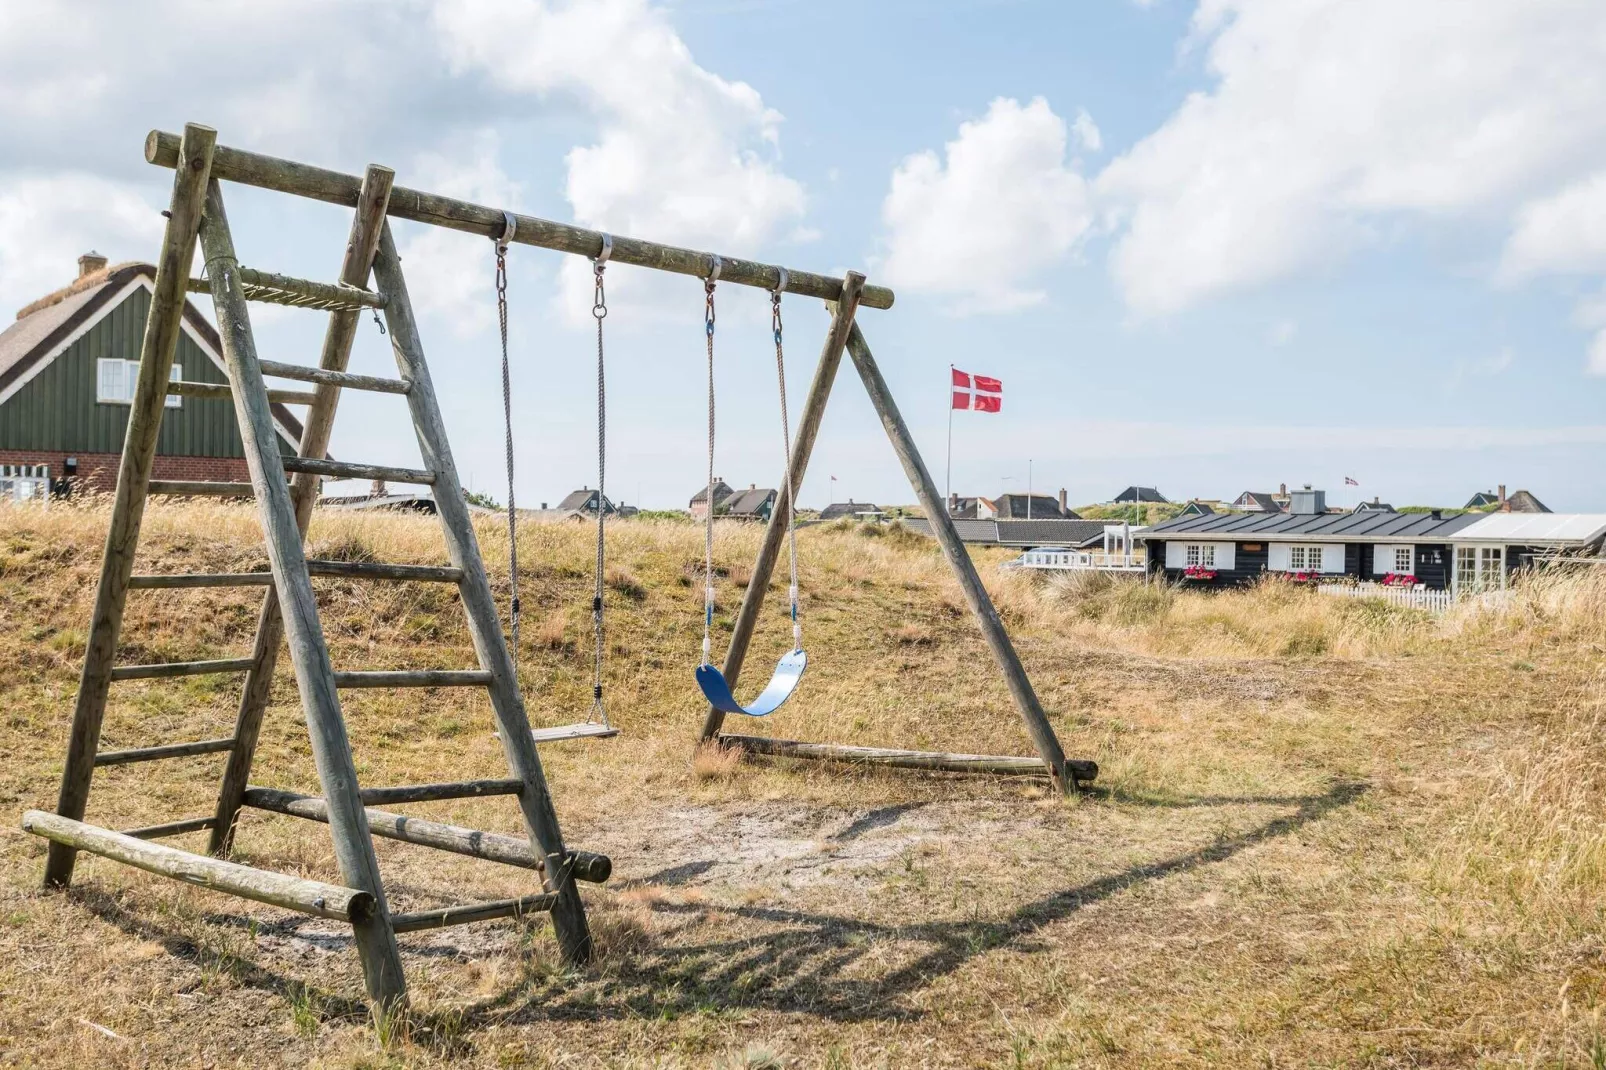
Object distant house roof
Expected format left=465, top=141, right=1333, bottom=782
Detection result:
left=724, top=487, right=776, bottom=517
left=1506, top=489, right=1550, bottom=513
left=0, top=260, right=304, bottom=446
left=1449, top=513, right=1606, bottom=545
left=902, top=518, right=998, bottom=544
left=948, top=496, right=979, bottom=519
left=1464, top=491, right=1500, bottom=509
left=1113, top=486, right=1168, bottom=503
left=1178, top=500, right=1216, bottom=517
left=1140, top=508, right=1482, bottom=543
left=557, top=488, right=613, bottom=513
left=1232, top=491, right=1283, bottom=513
left=990, top=492, right=1073, bottom=519
left=689, top=480, right=735, bottom=506
left=819, top=499, right=882, bottom=520
left=1353, top=499, right=1395, bottom=513
left=995, top=519, right=1110, bottom=547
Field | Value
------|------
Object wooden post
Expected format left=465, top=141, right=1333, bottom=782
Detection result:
left=843, top=323, right=1074, bottom=795
left=197, top=180, right=407, bottom=1009
left=699, top=273, right=866, bottom=742
left=44, top=123, right=217, bottom=889
left=370, top=222, right=594, bottom=964
left=210, top=164, right=394, bottom=857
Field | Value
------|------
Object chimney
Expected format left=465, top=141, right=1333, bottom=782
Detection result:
left=749, top=483, right=756, bottom=490
left=369, top=479, right=388, bottom=498
left=1058, top=488, right=1068, bottom=514
left=1289, top=486, right=1326, bottom=515
left=540, top=502, right=547, bottom=510
left=1430, top=509, right=1442, bottom=520
left=1278, top=482, right=1287, bottom=497
left=1498, top=483, right=1507, bottom=503
left=77, top=251, right=108, bottom=279
left=949, top=491, right=958, bottom=513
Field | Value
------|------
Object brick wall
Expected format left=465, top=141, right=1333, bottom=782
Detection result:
left=0, top=449, right=250, bottom=493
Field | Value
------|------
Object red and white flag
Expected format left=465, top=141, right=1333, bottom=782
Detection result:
left=952, top=368, right=1002, bottom=413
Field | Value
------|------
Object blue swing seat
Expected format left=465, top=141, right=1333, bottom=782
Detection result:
left=696, top=648, right=807, bottom=717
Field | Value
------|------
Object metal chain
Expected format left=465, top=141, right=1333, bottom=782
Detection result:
left=771, top=270, right=801, bottom=652
left=589, top=241, right=610, bottom=727
left=495, top=215, right=520, bottom=654
left=702, top=259, right=720, bottom=666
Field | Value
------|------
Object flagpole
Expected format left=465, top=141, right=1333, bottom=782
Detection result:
left=946, top=364, right=954, bottom=508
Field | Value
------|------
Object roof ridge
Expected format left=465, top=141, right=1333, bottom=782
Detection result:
left=16, top=261, right=152, bottom=321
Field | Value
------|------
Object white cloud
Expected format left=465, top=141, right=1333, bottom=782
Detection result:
left=1098, top=0, right=1606, bottom=317
left=1071, top=108, right=1103, bottom=153
left=1500, top=172, right=1606, bottom=281
left=878, top=97, right=1094, bottom=314
left=431, top=0, right=806, bottom=321
left=0, top=174, right=164, bottom=315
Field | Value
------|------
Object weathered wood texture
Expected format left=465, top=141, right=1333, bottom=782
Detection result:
left=331, top=670, right=491, bottom=689
left=185, top=269, right=384, bottom=311
left=699, top=273, right=865, bottom=741
left=371, top=222, right=595, bottom=962
left=198, top=179, right=407, bottom=1008
left=168, top=380, right=319, bottom=406
left=95, top=737, right=235, bottom=766
left=391, top=894, right=559, bottom=934
left=45, top=123, right=217, bottom=890
left=258, top=360, right=409, bottom=394
left=211, top=165, right=394, bottom=859
left=132, top=562, right=461, bottom=590
left=281, top=457, right=433, bottom=485
left=843, top=323, right=1077, bottom=795
left=25, top=811, right=371, bottom=922
left=354, top=779, right=522, bottom=805
left=109, top=658, right=255, bottom=681
left=146, top=129, right=894, bottom=311
left=148, top=480, right=255, bottom=498
left=240, top=787, right=612, bottom=883
left=121, top=816, right=218, bottom=840
left=528, top=723, right=619, bottom=743
left=720, top=735, right=1100, bottom=782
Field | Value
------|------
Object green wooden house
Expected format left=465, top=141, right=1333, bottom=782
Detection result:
left=0, top=253, right=302, bottom=491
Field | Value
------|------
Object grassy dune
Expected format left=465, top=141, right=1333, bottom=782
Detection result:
left=0, top=499, right=1603, bottom=1067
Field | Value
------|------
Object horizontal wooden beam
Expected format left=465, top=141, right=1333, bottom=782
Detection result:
left=168, top=380, right=319, bottom=406
left=109, top=658, right=256, bottom=681
left=146, top=129, right=894, bottom=311
left=128, top=561, right=463, bottom=589
left=258, top=360, right=410, bottom=394
left=22, top=810, right=373, bottom=922
left=121, top=816, right=218, bottom=840
left=282, top=457, right=434, bottom=485
left=355, top=779, right=523, bottom=806
left=95, top=737, right=235, bottom=766
left=185, top=269, right=385, bottom=311
left=240, top=787, right=612, bottom=883
left=391, top=893, right=558, bottom=934
left=719, top=734, right=1101, bottom=782
left=332, top=670, right=492, bottom=688
left=149, top=480, right=254, bottom=498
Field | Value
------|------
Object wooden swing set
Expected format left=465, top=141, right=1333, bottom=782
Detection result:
left=24, top=122, right=1097, bottom=1016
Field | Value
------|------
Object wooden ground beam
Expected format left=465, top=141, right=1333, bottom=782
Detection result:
left=44, top=124, right=217, bottom=890
left=720, top=735, right=1099, bottom=782
left=199, top=179, right=407, bottom=1009
left=25, top=811, right=371, bottom=922
left=843, top=322, right=1080, bottom=794
left=145, top=129, right=894, bottom=311
left=210, top=163, right=394, bottom=858
left=372, top=222, right=595, bottom=964
left=699, top=273, right=866, bottom=742
left=391, top=894, right=559, bottom=934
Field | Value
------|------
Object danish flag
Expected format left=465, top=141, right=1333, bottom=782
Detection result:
left=952, top=368, right=1002, bottom=413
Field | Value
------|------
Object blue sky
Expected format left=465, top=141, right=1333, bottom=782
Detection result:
left=5, top=0, right=1606, bottom=510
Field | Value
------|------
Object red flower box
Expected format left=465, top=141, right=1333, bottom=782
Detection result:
left=1288, top=570, right=1317, bottom=583
left=1183, top=565, right=1217, bottom=580
left=1381, top=572, right=1418, bottom=587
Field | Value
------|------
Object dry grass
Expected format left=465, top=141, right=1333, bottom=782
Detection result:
left=1, top=499, right=1604, bottom=1066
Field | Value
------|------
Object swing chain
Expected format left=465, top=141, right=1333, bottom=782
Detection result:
left=771, top=267, right=801, bottom=652
left=589, top=235, right=611, bottom=726
left=495, top=211, right=521, bottom=652
left=701, top=256, right=721, bottom=667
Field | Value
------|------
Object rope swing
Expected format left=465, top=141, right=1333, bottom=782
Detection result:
left=695, top=265, right=808, bottom=718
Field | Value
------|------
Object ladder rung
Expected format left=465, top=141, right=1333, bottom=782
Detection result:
left=149, top=480, right=255, bottom=498
left=259, top=360, right=410, bottom=394
left=306, top=560, right=463, bottom=583
left=187, top=268, right=386, bottom=312
left=129, top=573, right=272, bottom=589
left=332, top=670, right=492, bottom=688
left=391, top=893, right=558, bottom=934
left=356, top=779, right=523, bottom=806
left=282, top=457, right=434, bottom=485
left=121, top=816, right=218, bottom=840
left=110, top=658, right=257, bottom=681
left=95, top=737, right=236, bottom=766
left=168, top=380, right=318, bottom=406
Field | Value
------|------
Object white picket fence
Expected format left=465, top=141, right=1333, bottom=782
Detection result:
left=1008, top=549, right=1147, bottom=572
left=1317, top=582, right=1454, bottom=614
left=0, top=464, right=50, bottom=506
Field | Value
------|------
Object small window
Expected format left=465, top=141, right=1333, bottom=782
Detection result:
left=96, top=359, right=182, bottom=407
left=1394, top=546, right=1412, bottom=572
left=1185, top=543, right=1215, bottom=567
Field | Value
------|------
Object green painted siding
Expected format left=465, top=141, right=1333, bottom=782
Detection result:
left=0, top=286, right=294, bottom=456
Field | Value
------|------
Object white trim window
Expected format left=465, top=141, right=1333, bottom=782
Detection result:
left=1288, top=545, right=1322, bottom=571
left=1186, top=543, right=1215, bottom=568
left=1165, top=541, right=1236, bottom=570
left=97, top=358, right=181, bottom=408
left=1371, top=544, right=1416, bottom=576
left=1454, top=545, right=1505, bottom=593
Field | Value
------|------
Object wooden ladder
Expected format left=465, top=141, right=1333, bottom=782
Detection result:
left=25, top=125, right=602, bottom=1012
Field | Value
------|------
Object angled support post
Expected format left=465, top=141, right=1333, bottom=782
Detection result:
left=699, top=272, right=866, bottom=742
left=843, top=323, right=1075, bottom=795
left=209, top=163, right=395, bottom=856
left=198, top=180, right=407, bottom=1009
left=370, top=222, right=594, bottom=965
left=44, top=123, right=217, bottom=889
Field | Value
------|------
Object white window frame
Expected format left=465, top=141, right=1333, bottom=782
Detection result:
left=97, top=358, right=181, bottom=408
left=1454, top=544, right=1505, bottom=594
